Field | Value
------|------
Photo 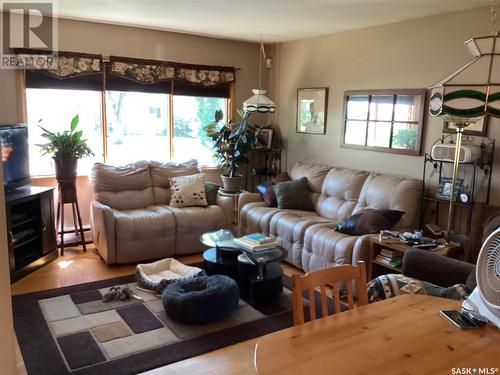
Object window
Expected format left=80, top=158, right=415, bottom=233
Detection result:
left=342, top=90, right=426, bottom=155
left=105, top=91, right=170, bottom=165
left=172, top=96, right=227, bottom=165
left=26, top=88, right=103, bottom=176
left=26, top=89, right=229, bottom=175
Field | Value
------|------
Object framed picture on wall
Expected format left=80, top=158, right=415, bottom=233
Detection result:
left=296, top=87, right=328, bottom=134
left=443, top=115, right=489, bottom=136
left=255, top=128, right=273, bottom=149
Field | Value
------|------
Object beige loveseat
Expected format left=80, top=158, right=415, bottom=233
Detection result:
left=239, top=161, right=421, bottom=273
left=90, top=160, right=233, bottom=264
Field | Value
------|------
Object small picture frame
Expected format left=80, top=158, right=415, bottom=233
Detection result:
left=296, top=87, right=328, bottom=135
left=443, top=115, right=489, bottom=136
left=435, top=177, right=464, bottom=201
left=255, top=128, right=273, bottom=149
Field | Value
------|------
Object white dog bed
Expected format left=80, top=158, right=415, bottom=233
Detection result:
left=135, top=258, right=203, bottom=294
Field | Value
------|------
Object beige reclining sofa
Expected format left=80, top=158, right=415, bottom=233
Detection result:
left=239, top=161, right=421, bottom=273
left=90, top=160, right=233, bottom=264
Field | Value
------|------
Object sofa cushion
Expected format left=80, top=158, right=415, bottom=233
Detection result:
left=316, top=168, right=369, bottom=221
left=269, top=211, right=332, bottom=268
left=273, top=177, right=314, bottom=211
left=113, top=206, right=176, bottom=263
left=353, top=173, right=421, bottom=230
left=289, top=161, right=331, bottom=193
left=336, top=209, right=405, bottom=236
left=239, top=202, right=281, bottom=235
left=301, top=223, right=358, bottom=273
left=150, top=160, right=199, bottom=204
left=167, top=206, right=227, bottom=255
left=170, top=173, right=208, bottom=208
left=91, top=161, right=155, bottom=210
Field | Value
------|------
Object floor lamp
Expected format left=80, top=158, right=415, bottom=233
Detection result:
left=443, top=117, right=479, bottom=242
left=429, top=1, right=500, bottom=242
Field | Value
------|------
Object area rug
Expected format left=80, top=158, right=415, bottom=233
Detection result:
left=13, top=271, right=337, bottom=375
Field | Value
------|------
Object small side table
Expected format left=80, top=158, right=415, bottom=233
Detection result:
left=218, top=189, right=248, bottom=226
left=368, top=235, right=459, bottom=280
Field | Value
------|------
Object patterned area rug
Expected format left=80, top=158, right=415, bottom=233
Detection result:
left=12, top=271, right=333, bottom=375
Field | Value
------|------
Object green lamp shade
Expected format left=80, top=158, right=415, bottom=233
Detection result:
left=430, top=35, right=500, bottom=118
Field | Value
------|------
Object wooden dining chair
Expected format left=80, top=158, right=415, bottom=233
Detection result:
left=291, top=261, right=368, bottom=325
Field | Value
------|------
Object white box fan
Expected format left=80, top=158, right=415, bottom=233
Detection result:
left=464, top=228, right=500, bottom=328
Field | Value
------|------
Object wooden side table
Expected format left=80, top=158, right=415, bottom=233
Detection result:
left=218, top=189, right=248, bottom=226
left=368, top=235, right=459, bottom=280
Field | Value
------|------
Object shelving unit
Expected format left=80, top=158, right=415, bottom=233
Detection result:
left=245, top=138, right=282, bottom=192
left=420, top=134, right=494, bottom=238
left=5, top=186, right=57, bottom=282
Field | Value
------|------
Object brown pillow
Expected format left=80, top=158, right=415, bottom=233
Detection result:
left=273, top=177, right=314, bottom=211
left=256, top=172, right=291, bottom=207
left=335, top=209, right=405, bottom=236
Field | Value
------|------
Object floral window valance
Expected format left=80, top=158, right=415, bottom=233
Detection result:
left=108, top=56, right=175, bottom=84
left=13, top=49, right=103, bottom=79
left=108, top=56, right=235, bottom=87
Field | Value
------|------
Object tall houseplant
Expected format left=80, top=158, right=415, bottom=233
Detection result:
left=38, top=114, right=94, bottom=182
left=205, top=110, right=255, bottom=191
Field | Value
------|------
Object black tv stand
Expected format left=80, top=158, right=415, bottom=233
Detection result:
left=5, top=185, right=57, bottom=282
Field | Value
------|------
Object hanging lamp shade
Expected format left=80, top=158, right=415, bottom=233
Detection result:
left=243, top=89, right=276, bottom=113
left=430, top=34, right=500, bottom=118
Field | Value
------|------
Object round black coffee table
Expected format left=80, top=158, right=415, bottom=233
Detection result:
left=201, top=230, right=241, bottom=280
left=201, top=230, right=288, bottom=307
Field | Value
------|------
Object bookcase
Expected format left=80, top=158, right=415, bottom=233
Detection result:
left=5, top=186, right=57, bottom=282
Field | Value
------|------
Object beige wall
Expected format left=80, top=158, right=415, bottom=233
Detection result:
left=0, top=18, right=267, bottom=227
left=274, top=6, right=500, bottom=205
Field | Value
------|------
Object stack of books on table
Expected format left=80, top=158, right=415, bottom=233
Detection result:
left=234, top=233, right=278, bottom=252
left=375, top=249, right=403, bottom=268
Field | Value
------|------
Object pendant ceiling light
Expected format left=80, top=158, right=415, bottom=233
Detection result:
left=429, top=0, right=500, bottom=118
left=243, top=40, right=276, bottom=113
left=429, top=0, right=500, bottom=242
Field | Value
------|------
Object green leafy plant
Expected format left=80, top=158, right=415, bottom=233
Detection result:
left=38, top=115, right=94, bottom=159
left=204, top=110, right=255, bottom=177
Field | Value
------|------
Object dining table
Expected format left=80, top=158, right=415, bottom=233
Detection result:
left=254, top=294, right=500, bottom=374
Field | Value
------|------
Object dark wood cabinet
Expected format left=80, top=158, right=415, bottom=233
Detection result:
left=5, top=186, right=57, bottom=282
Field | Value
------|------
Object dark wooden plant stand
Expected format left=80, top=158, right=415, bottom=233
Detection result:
left=56, top=179, right=87, bottom=256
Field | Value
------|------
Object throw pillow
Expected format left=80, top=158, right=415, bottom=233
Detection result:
left=367, top=274, right=468, bottom=303
left=205, top=182, right=220, bottom=205
left=256, top=172, right=291, bottom=207
left=335, top=209, right=404, bottom=236
left=170, top=174, right=208, bottom=208
left=273, top=177, right=314, bottom=211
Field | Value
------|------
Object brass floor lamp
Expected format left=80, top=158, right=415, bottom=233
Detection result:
left=430, top=1, right=500, bottom=241
left=443, top=118, right=478, bottom=242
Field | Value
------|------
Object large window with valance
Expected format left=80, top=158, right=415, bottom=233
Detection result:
left=22, top=51, right=235, bottom=175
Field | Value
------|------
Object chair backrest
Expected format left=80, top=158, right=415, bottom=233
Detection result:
left=291, top=261, right=368, bottom=326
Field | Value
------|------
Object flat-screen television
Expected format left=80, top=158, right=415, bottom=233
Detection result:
left=0, top=124, right=30, bottom=191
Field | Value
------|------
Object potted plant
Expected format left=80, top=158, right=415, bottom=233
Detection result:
left=38, top=114, right=94, bottom=183
left=204, top=110, right=255, bottom=192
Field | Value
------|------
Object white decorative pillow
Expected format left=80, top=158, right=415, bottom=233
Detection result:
left=169, top=173, right=208, bottom=207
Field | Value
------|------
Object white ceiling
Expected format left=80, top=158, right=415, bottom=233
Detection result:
left=56, top=0, right=491, bottom=43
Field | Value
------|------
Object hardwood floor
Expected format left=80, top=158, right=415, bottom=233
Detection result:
left=11, top=244, right=303, bottom=375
